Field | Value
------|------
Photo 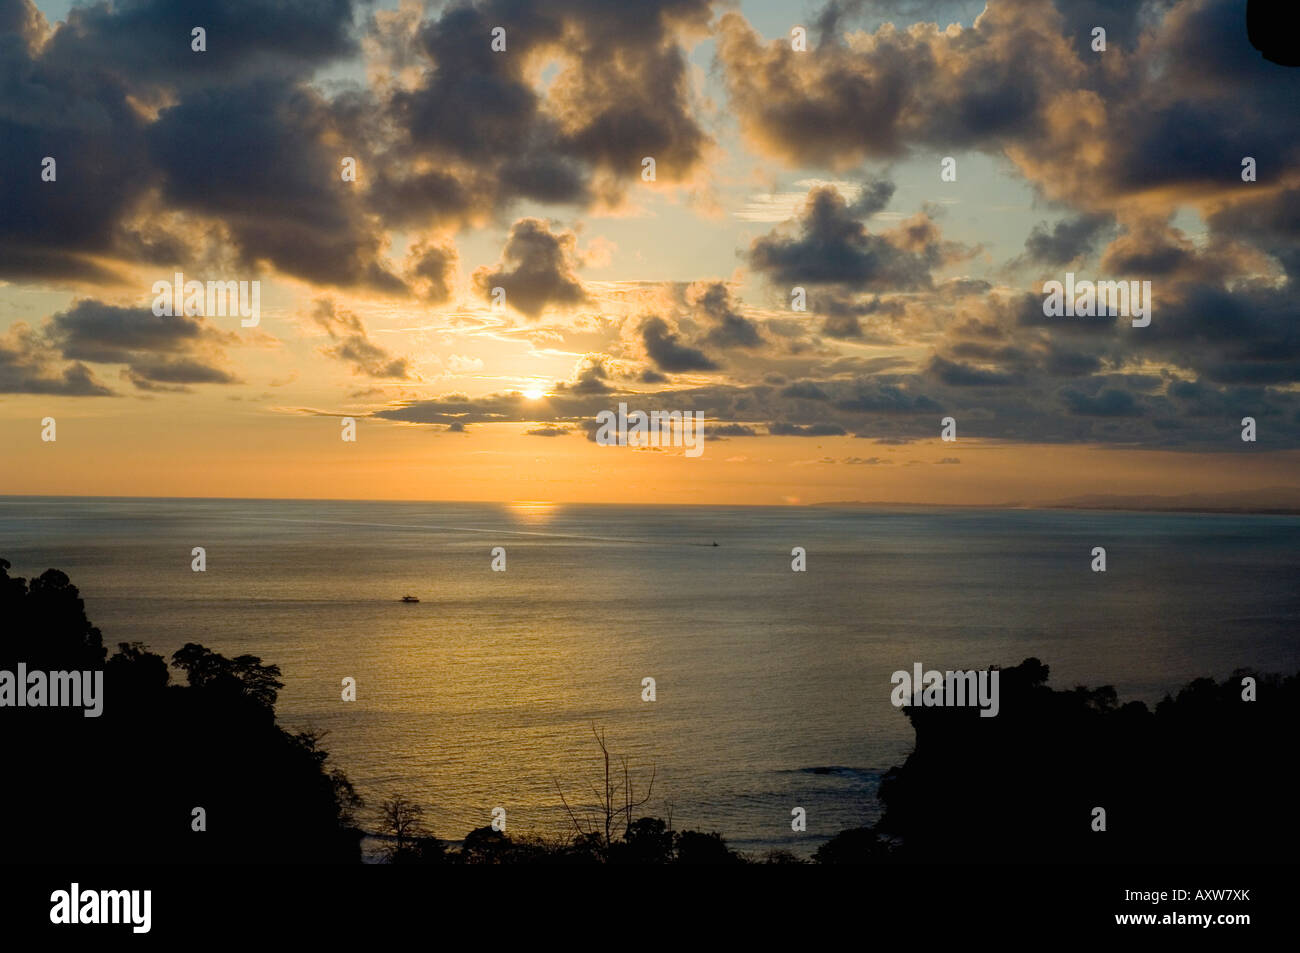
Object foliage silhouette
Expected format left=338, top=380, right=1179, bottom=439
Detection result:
left=0, top=559, right=361, bottom=863
left=4, top=559, right=1296, bottom=865
left=819, top=658, right=1299, bottom=863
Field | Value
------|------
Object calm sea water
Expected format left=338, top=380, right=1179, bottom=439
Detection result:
left=2, top=497, right=1298, bottom=857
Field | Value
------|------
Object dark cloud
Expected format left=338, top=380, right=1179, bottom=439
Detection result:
left=119, top=357, right=239, bottom=386
left=0, top=0, right=396, bottom=289
left=43, top=0, right=360, bottom=89
left=472, top=218, right=588, bottom=318
left=359, top=363, right=1300, bottom=449
left=368, top=0, right=713, bottom=223
left=1207, top=186, right=1300, bottom=282
left=1099, top=222, right=1198, bottom=277
left=1060, top=386, right=1142, bottom=417
left=813, top=293, right=906, bottom=340
left=719, top=0, right=1300, bottom=220
left=927, top=355, right=1024, bottom=387
left=717, top=3, right=1063, bottom=167
left=687, top=281, right=763, bottom=349
left=834, top=380, right=942, bottom=414
left=406, top=239, right=458, bottom=303
left=0, top=322, right=113, bottom=395
left=147, top=80, right=405, bottom=293
left=50, top=301, right=222, bottom=361
left=848, top=177, right=896, bottom=217
left=748, top=185, right=940, bottom=291
left=554, top=359, right=613, bottom=395
left=0, top=8, right=155, bottom=282
left=709, top=423, right=759, bottom=438
left=46, top=299, right=239, bottom=390
left=1050, top=0, right=1176, bottom=56
left=640, top=316, right=719, bottom=372
left=769, top=421, right=848, bottom=436
left=1044, top=346, right=1103, bottom=377
left=782, top=381, right=831, bottom=401
left=1022, top=213, right=1114, bottom=266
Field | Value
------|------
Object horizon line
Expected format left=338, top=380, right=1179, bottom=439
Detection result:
left=1, top=492, right=1298, bottom=517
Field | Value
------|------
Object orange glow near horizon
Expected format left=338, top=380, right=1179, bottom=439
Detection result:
left=4, top=409, right=1298, bottom=509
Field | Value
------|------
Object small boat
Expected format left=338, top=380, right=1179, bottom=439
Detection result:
left=400, top=595, right=420, bottom=603
left=711, top=541, right=719, bottom=547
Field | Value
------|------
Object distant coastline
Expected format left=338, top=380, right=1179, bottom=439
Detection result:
left=812, top=489, right=1300, bottom=516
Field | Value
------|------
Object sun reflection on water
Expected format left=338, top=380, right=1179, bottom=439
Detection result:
left=505, top=500, right=559, bottom=526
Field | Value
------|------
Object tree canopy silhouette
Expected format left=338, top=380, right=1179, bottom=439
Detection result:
left=817, top=657, right=1300, bottom=863
left=0, top=558, right=361, bottom=863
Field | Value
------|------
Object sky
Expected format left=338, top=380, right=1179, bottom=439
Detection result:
left=1, top=0, right=1298, bottom=506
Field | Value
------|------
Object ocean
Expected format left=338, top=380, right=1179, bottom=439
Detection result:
left=2, top=496, right=1298, bottom=858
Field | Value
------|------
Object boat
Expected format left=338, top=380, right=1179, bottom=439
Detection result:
left=400, top=595, right=420, bottom=603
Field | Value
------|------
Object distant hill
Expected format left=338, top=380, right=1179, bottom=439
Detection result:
left=811, top=487, right=1300, bottom=515
left=1049, top=487, right=1300, bottom=514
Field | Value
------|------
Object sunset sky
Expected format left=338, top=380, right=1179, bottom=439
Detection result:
left=2, top=0, right=1298, bottom=505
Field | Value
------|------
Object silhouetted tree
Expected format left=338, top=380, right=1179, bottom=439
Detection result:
left=377, top=794, right=446, bottom=864
left=609, top=816, right=675, bottom=864
left=458, top=825, right=514, bottom=864
left=673, top=829, right=743, bottom=864
left=813, top=826, right=895, bottom=864
left=0, top=558, right=363, bottom=863
left=554, top=725, right=656, bottom=858
left=868, top=657, right=1300, bottom=863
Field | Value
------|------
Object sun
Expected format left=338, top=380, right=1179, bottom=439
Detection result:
left=523, top=388, right=546, bottom=400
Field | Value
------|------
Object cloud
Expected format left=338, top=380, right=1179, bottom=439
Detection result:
left=718, top=0, right=1299, bottom=221
left=640, top=315, right=719, bottom=372
left=147, top=80, right=406, bottom=293
left=687, top=281, right=763, bottom=349
left=357, top=364, right=1300, bottom=450
left=1060, top=386, right=1142, bottom=417
left=405, top=238, right=458, bottom=303
left=782, top=381, right=831, bottom=400
left=709, top=423, right=759, bottom=438
left=0, top=0, right=407, bottom=289
left=310, top=299, right=414, bottom=379
left=814, top=293, right=906, bottom=340
left=747, top=184, right=943, bottom=291
left=46, top=299, right=240, bottom=390
left=716, top=4, right=1070, bottom=168
left=472, top=218, right=589, bottom=318
left=554, top=358, right=613, bottom=395
left=927, top=355, right=1023, bottom=387
left=368, top=0, right=714, bottom=221
left=1022, top=214, right=1114, bottom=266
left=0, top=322, right=113, bottom=395
left=768, top=421, right=847, bottom=436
